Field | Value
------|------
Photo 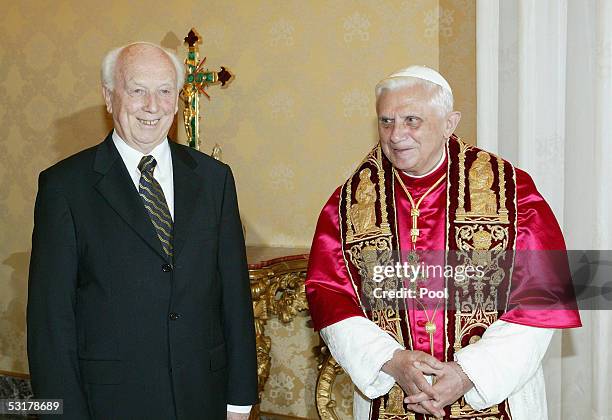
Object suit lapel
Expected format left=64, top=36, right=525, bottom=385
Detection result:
left=170, top=141, right=203, bottom=260
left=93, top=133, right=168, bottom=261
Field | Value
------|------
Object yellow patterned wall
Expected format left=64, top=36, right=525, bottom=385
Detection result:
left=0, top=0, right=475, bottom=379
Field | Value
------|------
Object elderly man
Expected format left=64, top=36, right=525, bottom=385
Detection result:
left=305, top=66, right=580, bottom=420
left=27, top=42, right=257, bottom=419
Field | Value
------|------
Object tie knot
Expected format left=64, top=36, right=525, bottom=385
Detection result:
left=138, top=155, right=157, bottom=173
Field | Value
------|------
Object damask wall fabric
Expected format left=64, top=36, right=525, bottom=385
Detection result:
left=0, top=0, right=475, bottom=390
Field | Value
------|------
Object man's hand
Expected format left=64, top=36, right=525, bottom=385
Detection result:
left=404, top=361, right=474, bottom=418
left=227, top=411, right=249, bottom=420
left=382, top=349, right=445, bottom=416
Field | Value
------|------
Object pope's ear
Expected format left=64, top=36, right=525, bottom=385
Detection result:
left=444, top=111, right=461, bottom=137
left=102, top=87, right=113, bottom=114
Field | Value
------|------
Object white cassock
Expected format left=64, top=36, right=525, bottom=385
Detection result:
left=321, top=317, right=553, bottom=420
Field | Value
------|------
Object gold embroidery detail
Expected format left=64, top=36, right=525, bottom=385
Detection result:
left=342, top=146, right=405, bottom=354
left=379, top=384, right=409, bottom=417
left=450, top=221, right=508, bottom=419
left=345, top=169, right=355, bottom=241
left=471, top=228, right=493, bottom=266
left=456, top=148, right=509, bottom=224
left=456, top=139, right=471, bottom=215
left=448, top=143, right=514, bottom=420
left=349, top=168, right=378, bottom=236
left=469, top=334, right=481, bottom=344
left=473, top=228, right=493, bottom=250
left=347, top=237, right=404, bottom=345
left=497, top=156, right=509, bottom=222
left=467, top=152, right=497, bottom=216
left=345, top=147, right=390, bottom=243
left=451, top=397, right=501, bottom=418
left=371, top=307, right=404, bottom=345
left=375, top=147, right=391, bottom=236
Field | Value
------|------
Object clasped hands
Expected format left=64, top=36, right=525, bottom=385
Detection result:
left=382, top=349, right=473, bottom=418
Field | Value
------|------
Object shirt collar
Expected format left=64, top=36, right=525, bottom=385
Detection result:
left=402, top=146, right=447, bottom=179
left=111, top=130, right=171, bottom=174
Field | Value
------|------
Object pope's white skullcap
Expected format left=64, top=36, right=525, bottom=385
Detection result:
left=383, top=65, right=452, bottom=96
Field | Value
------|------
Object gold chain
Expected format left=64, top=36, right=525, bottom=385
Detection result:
left=414, top=296, right=441, bottom=356
left=393, top=169, right=446, bottom=356
left=393, top=170, right=446, bottom=246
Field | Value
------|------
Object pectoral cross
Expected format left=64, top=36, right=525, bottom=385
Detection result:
left=181, top=28, right=234, bottom=153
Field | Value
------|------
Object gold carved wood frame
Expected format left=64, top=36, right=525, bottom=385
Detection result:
left=248, top=249, right=310, bottom=419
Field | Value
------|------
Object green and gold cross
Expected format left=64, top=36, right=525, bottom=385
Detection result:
left=180, top=28, right=234, bottom=153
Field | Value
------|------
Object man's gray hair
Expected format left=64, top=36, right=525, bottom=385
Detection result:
left=375, top=77, right=454, bottom=116
left=101, top=42, right=185, bottom=91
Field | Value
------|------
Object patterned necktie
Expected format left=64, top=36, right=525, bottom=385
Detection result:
left=138, top=155, right=173, bottom=258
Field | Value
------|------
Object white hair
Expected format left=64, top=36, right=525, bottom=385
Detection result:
left=101, top=42, right=185, bottom=91
left=375, top=76, right=454, bottom=116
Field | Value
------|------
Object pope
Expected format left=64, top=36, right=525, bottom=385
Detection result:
left=305, top=66, right=580, bottom=420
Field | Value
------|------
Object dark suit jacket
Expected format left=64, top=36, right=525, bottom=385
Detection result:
left=27, top=133, right=258, bottom=419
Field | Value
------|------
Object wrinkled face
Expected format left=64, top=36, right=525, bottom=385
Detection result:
left=377, top=84, right=458, bottom=175
left=103, top=45, right=178, bottom=153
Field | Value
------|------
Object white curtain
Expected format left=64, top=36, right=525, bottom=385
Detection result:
left=477, top=1, right=612, bottom=419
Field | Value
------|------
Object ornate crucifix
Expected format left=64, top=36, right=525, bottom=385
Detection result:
left=180, top=28, right=233, bottom=156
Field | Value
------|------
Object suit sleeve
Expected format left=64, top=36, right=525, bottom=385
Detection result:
left=27, top=172, right=90, bottom=419
left=218, top=166, right=258, bottom=405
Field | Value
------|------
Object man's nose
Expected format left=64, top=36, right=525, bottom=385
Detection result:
left=390, top=122, right=407, bottom=143
left=143, top=92, right=159, bottom=113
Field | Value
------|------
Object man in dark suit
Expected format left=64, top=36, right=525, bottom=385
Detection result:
left=27, top=42, right=257, bottom=420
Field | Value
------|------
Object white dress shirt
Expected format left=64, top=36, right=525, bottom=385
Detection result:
left=112, top=131, right=175, bottom=220
left=112, top=131, right=251, bottom=415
